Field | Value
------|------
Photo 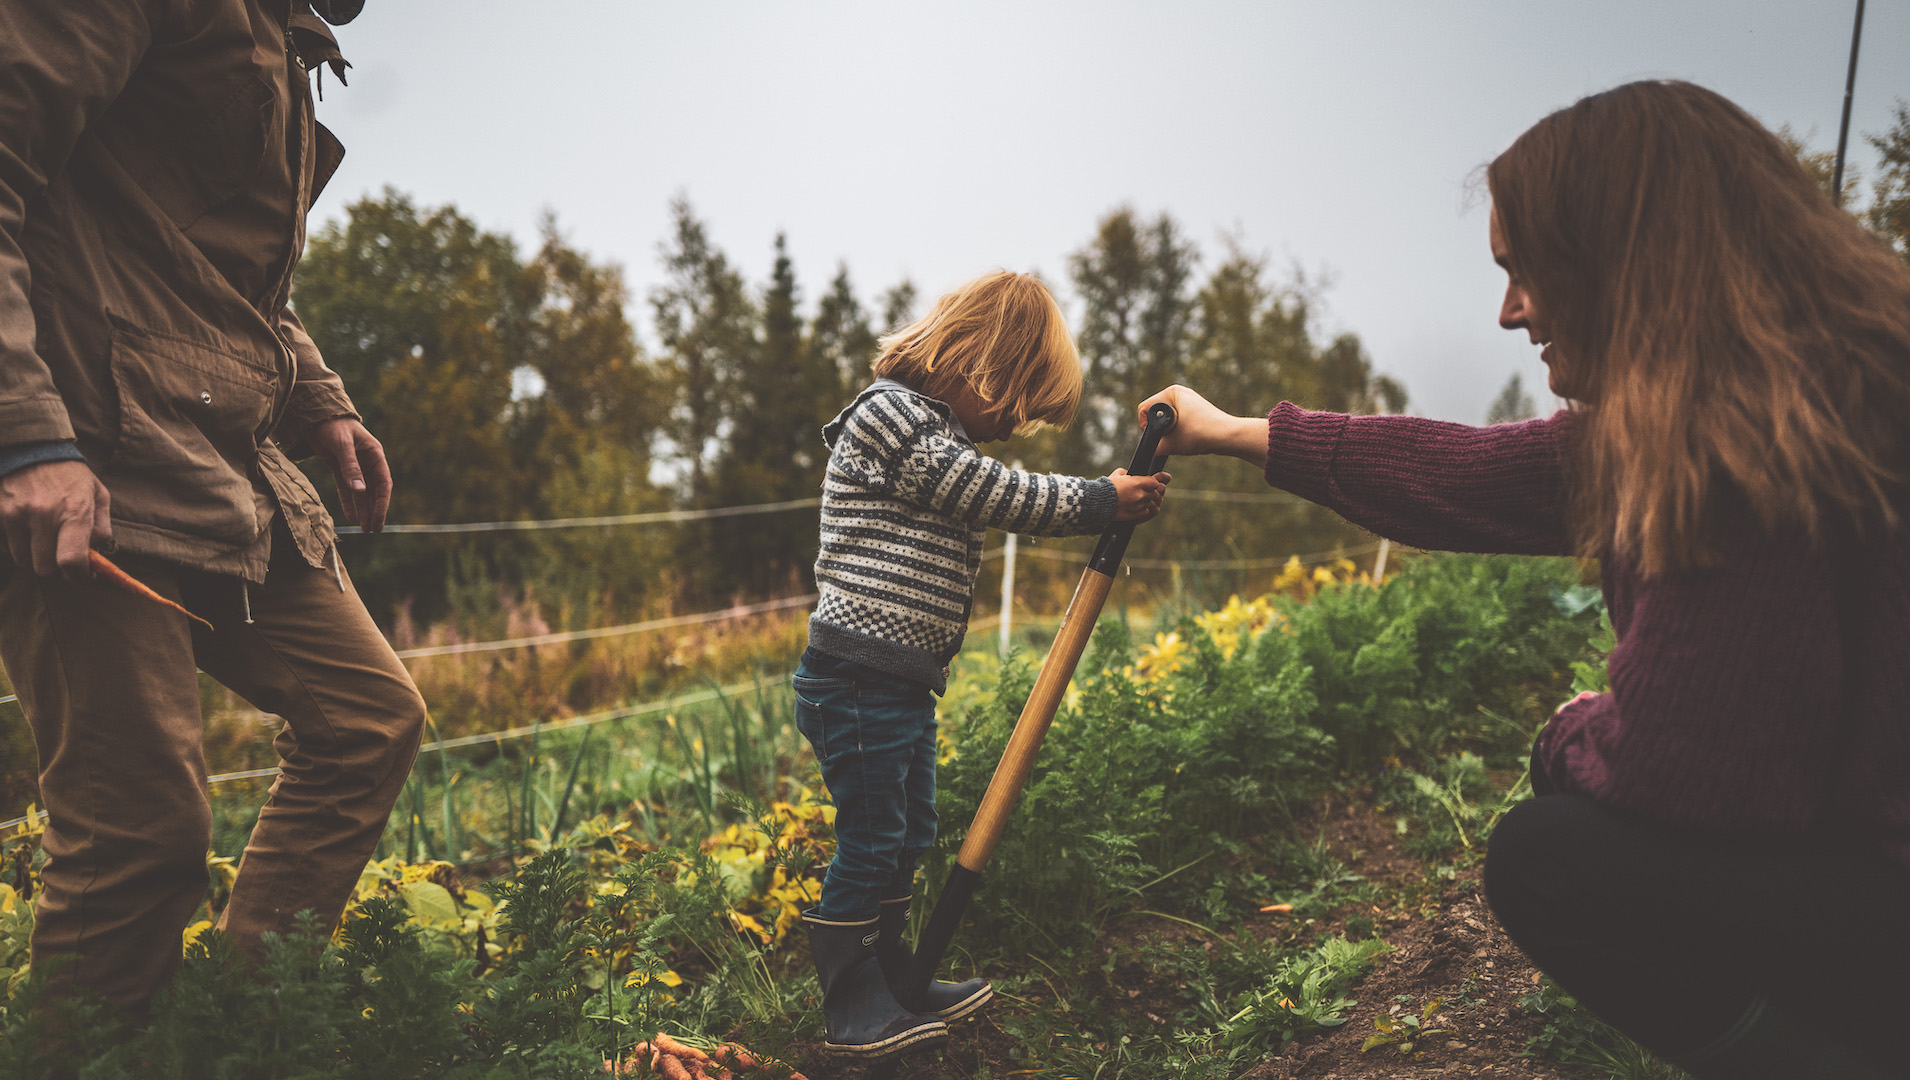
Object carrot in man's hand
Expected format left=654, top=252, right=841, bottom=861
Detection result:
left=88, top=550, right=214, bottom=631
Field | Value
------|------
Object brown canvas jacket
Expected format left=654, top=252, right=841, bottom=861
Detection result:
left=0, top=0, right=360, bottom=581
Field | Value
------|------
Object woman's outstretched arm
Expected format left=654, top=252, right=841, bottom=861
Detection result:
left=1140, top=385, right=1572, bottom=556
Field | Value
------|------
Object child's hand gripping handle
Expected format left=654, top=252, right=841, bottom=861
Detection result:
left=1089, top=401, right=1176, bottom=575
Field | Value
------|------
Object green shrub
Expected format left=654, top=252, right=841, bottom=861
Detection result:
left=927, top=553, right=1596, bottom=954
left=1279, top=553, right=1591, bottom=769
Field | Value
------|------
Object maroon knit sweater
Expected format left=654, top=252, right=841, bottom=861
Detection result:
left=1263, top=403, right=1910, bottom=868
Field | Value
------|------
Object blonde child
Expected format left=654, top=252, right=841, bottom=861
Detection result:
left=794, top=270, right=1168, bottom=1058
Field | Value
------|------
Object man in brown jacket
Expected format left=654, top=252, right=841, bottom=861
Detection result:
left=0, top=0, right=426, bottom=1013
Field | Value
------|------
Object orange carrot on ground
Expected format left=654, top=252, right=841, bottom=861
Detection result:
left=658, top=1056, right=693, bottom=1080
left=654, top=1035, right=711, bottom=1062
left=88, top=550, right=214, bottom=631
left=711, top=1045, right=759, bottom=1070
left=1259, top=903, right=1293, bottom=914
left=604, top=1043, right=656, bottom=1075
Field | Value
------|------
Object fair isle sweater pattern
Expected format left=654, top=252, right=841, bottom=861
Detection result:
left=808, top=383, right=1117, bottom=691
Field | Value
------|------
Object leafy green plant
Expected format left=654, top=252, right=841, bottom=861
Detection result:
left=1360, top=995, right=1451, bottom=1054
left=1282, top=554, right=1594, bottom=769
left=1572, top=608, right=1616, bottom=695
left=1202, top=934, right=1392, bottom=1065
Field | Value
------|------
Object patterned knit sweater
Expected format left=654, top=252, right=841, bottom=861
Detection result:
left=808, top=381, right=1118, bottom=691
left=1262, top=402, right=1910, bottom=869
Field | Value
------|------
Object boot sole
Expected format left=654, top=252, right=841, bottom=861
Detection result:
left=823, top=1021, right=949, bottom=1059
left=935, top=983, right=995, bottom=1023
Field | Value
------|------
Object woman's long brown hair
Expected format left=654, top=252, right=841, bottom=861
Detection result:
left=1488, top=80, right=1910, bottom=575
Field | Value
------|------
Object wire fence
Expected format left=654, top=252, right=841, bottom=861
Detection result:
left=1168, top=488, right=1310, bottom=504
left=0, top=537, right=1377, bottom=706
left=0, top=674, right=794, bottom=832
left=393, top=594, right=816, bottom=658
left=980, top=540, right=1383, bottom=571
left=330, top=487, right=1301, bottom=537
left=335, top=497, right=820, bottom=535
left=0, top=488, right=1389, bottom=830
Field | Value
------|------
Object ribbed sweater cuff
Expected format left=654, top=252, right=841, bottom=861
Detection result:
left=1080, top=477, right=1117, bottom=532
left=0, top=439, right=85, bottom=479
left=1263, top=402, right=1349, bottom=502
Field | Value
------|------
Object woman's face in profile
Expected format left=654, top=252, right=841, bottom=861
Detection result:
left=1490, top=207, right=1564, bottom=398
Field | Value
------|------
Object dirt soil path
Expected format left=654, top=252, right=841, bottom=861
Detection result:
left=1239, top=794, right=1569, bottom=1080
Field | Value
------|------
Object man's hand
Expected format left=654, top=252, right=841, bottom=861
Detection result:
left=311, top=418, right=392, bottom=532
left=1110, top=467, right=1171, bottom=523
left=1138, top=385, right=1269, bottom=467
left=0, top=460, right=111, bottom=578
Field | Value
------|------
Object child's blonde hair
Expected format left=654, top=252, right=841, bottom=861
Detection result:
left=873, top=271, right=1082, bottom=433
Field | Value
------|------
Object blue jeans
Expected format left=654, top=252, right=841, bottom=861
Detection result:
left=793, top=646, right=938, bottom=921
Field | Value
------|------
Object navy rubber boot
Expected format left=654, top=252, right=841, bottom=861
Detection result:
left=802, top=908, right=947, bottom=1059
left=876, top=895, right=994, bottom=1021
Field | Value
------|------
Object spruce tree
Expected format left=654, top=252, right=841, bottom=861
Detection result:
left=709, top=235, right=814, bottom=595
left=1486, top=372, right=1537, bottom=425
left=650, top=197, right=754, bottom=506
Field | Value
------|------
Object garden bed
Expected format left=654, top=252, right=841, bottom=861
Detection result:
left=2, top=553, right=1681, bottom=1079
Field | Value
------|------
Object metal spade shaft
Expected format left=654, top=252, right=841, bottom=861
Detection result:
left=902, top=401, right=1177, bottom=1011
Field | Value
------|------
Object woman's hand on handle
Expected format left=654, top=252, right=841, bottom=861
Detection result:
left=1138, top=386, right=1268, bottom=467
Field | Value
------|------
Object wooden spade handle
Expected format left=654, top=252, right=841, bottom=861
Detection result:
left=904, top=402, right=1174, bottom=1011
left=956, top=564, right=1113, bottom=872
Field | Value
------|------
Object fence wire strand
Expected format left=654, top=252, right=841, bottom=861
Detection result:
left=331, top=487, right=1301, bottom=537
left=335, top=497, right=821, bottom=536
left=981, top=540, right=1384, bottom=571
left=394, top=594, right=816, bottom=658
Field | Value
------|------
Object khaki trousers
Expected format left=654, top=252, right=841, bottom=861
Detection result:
left=0, top=526, right=425, bottom=1014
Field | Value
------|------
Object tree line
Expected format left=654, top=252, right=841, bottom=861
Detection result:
left=293, top=103, right=1910, bottom=629
left=292, top=192, right=1403, bottom=626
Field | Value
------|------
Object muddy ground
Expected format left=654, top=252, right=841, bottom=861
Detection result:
left=774, top=796, right=1576, bottom=1080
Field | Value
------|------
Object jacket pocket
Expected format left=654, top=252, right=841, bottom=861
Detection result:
left=129, top=71, right=277, bottom=230
left=105, top=323, right=276, bottom=543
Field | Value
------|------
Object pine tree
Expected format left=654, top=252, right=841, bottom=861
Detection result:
left=1067, top=208, right=1198, bottom=469
left=879, top=279, right=918, bottom=334
left=650, top=197, right=754, bottom=506
left=1868, top=100, right=1910, bottom=263
left=809, top=263, right=875, bottom=428
left=1486, top=372, right=1538, bottom=425
left=708, top=235, right=819, bottom=595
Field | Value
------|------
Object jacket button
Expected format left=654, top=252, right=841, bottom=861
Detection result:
left=201, top=391, right=213, bottom=404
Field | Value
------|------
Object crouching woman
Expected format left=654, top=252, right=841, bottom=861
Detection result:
left=1145, top=80, right=1910, bottom=1079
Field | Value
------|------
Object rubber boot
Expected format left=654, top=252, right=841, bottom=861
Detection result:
left=877, top=894, right=995, bottom=1021
left=802, top=908, right=947, bottom=1058
left=1672, top=995, right=1898, bottom=1080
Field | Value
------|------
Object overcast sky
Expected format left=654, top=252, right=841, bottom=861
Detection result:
left=307, top=1, right=1907, bottom=424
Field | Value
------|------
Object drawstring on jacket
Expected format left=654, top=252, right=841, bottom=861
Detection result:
left=331, top=544, right=346, bottom=593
